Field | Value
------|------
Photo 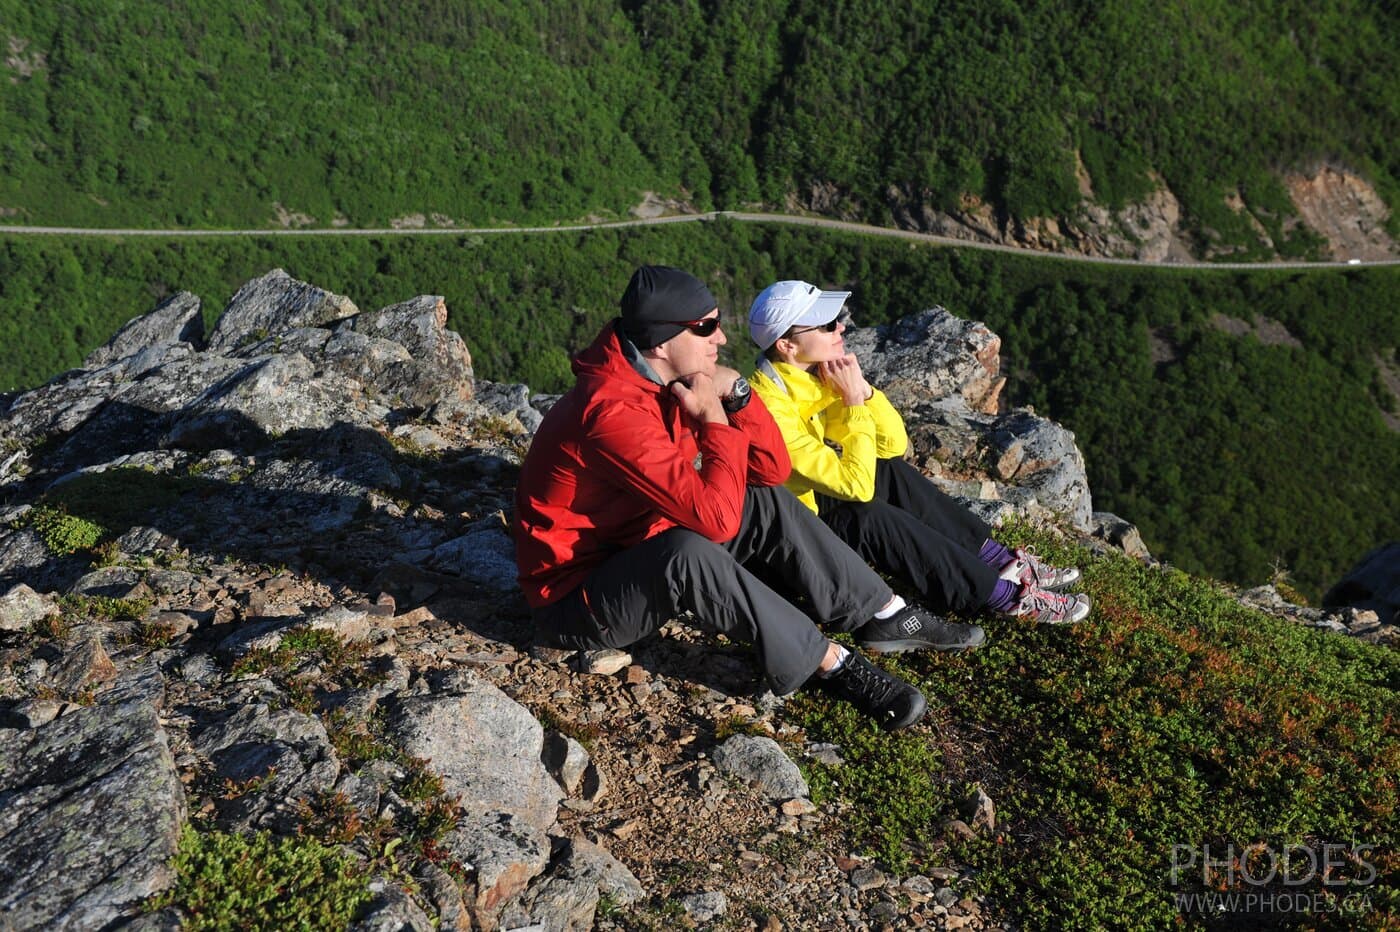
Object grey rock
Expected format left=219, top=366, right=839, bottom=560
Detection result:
left=0, top=701, right=185, bottom=930
left=192, top=703, right=340, bottom=831
left=474, top=380, right=543, bottom=433
left=115, top=526, right=180, bottom=558
left=1092, top=511, right=1153, bottom=561
left=385, top=669, right=563, bottom=831
left=207, top=269, right=358, bottom=353
left=166, top=353, right=373, bottom=447
left=542, top=732, right=591, bottom=795
left=0, top=698, right=63, bottom=729
left=443, top=810, right=551, bottom=914
left=0, top=583, right=59, bottom=632
left=52, top=635, right=119, bottom=696
left=985, top=410, right=1093, bottom=531
left=415, top=861, right=470, bottom=932
left=99, top=662, right=167, bottom=709
left=962, top=785, right=996, bottom=833
left=429, top=528, right=519, bottom=592
left=341, top=294, right=473, bottom=404
left=1324, top=541, right=1399, bottom=627
left=349, top=879, right=435, bottom=932
left=69, top=566, right=148, bottom=600
left=85, top=292, right=204, bottom=368
left=843, top=308, right=1005, bottom=415
left=677, top=890, right=728, bottom=921
left=0, top=526, right=65, bottom=590
left=113, top=908, right=183, bottom=931
left=501, top=836, right=644, bottom=932
left=712, top=735, right=809, bottom=799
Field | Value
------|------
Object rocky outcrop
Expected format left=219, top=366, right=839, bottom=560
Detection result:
left=846, top=309, right=1094, bottom=530
left=0, top=271, right=1204, bottom=930
left=0, top=692, right=184, bottom=930
left=1285, top=166, right=1398, bottom=262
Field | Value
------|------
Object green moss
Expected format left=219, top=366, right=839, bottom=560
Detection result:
left=146, top=826, right=371, bottom=930
left=26, top=506, right=104, bottom=555
left=794, top=524, right=1400, bottom=928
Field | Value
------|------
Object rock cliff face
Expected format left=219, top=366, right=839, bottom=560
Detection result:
left=0, top=271, right=1387, bottom=929
left=870, top=166, right=1397, bottom=262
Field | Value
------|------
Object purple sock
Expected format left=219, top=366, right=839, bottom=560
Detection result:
left=985, top=579, right=1019, bottom=613
left=978, top=538, right=1014, bottom=569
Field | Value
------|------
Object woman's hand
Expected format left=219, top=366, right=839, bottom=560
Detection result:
left=818, top=354, right=872, bottom=407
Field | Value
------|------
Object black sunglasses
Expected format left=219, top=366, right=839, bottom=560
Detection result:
left=788, top=318, right=842, bottom=336
left=678, top=314, right=722, bottom=337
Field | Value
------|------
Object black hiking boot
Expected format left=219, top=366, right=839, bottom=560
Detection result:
left=815, top=651, right=927, bottom=732
left=857, top=604, right=986, bottom=653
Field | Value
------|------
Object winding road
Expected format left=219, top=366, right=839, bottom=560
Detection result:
left=2, top=210, right=1397, bottom=271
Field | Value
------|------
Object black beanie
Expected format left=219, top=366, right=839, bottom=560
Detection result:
left=618, top=265, right=718, bottom=349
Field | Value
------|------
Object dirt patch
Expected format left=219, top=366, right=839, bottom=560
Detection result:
left=1209, top=313, right=1303, bottom=349
left=5, top=36, right=47, bottom=83
left=272, top=203, right=317, bottom=228
left=1285, top=166, right=1398, bottom=261
left=630, top=191, right=698, bottom=220
left=1148, top=326, right=1180, bottom=366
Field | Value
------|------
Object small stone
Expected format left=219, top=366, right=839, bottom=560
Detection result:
left=868, top=901, right=900, bottom=921
left=943, top=819, right=976, bottom=842
left=935, top=887, right=959, bottom=907
left=580, top=648, right=632, bottom=675
left=0, top=584, right=59, bottom=632
left=624, top=664, right=649, bottom=685
left=850, top=867, right=886, bottom=891
left=677, top=891, right=727, bottom=922
left=780, top=798, right=817, bottom=816
left=609, top=818, right=642, bottom=840
left=962, top=784, right=996, bottom=832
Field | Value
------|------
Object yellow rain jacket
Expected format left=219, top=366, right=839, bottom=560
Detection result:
left=749, top=357, right=908, bottom=513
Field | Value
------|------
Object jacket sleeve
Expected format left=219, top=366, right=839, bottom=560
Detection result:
left=728, top=393, right=792, bottom=487
left=828, top=387, right=908, bottom=459
left=765, top=388, right=881, bottom=503
left=584, top=401, right=750, bottom=542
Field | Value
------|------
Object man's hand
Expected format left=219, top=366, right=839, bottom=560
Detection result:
left=670, top=372, right=728, bottom=424
left=818, top=354, right=871, bottom=407
left=711, top=365, right=742, bottom=398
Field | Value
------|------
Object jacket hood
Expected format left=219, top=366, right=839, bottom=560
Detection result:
left=572, top=320, right=666, bottom=400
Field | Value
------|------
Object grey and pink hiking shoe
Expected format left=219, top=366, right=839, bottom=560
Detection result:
left=998, top=546, right=1081, bottom=591
left=1010, top=583, right=1092, bottom=625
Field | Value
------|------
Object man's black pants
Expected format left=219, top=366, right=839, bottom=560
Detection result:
left=531, top=485, right=891, bottom=696
left=817, top=457, right=998, bottom=614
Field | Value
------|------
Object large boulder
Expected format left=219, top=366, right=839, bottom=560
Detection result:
left=844, top=308, right=1005, bottom=415
left=83, top=292, right=204, bottom=368
left=206, top=269, right=358, bottom=353
left=339, top=295, right=474, bottom=406
left=0, top=700, right=185, bottom=930
left=384, top=669, right=562, bottom=832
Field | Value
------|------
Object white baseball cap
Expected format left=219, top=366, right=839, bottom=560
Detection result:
left=747, top=280, right=852, bottom=350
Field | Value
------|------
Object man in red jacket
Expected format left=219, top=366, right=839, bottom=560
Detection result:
left=514, top=266, right=983, bottom=731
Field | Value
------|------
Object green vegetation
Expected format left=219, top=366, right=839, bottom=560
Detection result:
left=24, top=505, right=103, bottom=554
left=1, top=1, right=1396, bottom=252
left=146, top=826, right=371, bottom=930
left=794, top=524, right=1399, bottom=930
left=4, top=225, right=1395, bottom=599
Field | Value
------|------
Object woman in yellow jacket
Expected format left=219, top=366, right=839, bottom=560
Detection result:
left=746, top=280, right=1090, bottom=624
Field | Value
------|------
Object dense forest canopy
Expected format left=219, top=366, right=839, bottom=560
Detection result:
left=1, top=0, right=1396, bottom=255
left=2, top=227, right=1396, bottom=602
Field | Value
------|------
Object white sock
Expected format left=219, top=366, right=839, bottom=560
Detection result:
left=874, top=595, right=907, bottom=620
left=818, top=644, right=851, bottom=678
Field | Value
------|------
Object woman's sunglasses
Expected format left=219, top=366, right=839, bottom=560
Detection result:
left=678, top=314, right=722, bottom=337
left=788, top=318, right=842, bottom=336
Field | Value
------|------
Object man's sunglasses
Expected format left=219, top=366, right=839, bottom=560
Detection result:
left=678, top=314, right=722, bottom=337
left=788, top=318, right=842, bottom=336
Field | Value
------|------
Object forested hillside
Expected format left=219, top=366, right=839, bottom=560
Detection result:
left=2, top=1, right=1396, bottom=254
left=3, top=226, right=1396, bottom=602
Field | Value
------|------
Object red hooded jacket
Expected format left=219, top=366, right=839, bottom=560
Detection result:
left=513, top=321, right=792, bottom=607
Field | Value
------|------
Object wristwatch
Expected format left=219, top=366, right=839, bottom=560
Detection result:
left=722, top=376, right=753, bottom=414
